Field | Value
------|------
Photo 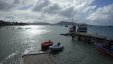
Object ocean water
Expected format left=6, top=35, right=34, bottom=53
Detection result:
left=0, top=25, right=113, bottom=64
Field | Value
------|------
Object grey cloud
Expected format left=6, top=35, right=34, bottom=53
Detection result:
left=32, top=0, right=50, bottom=11
left=32, top=0, right=62, bottom=14
left=5, top=16, right=15, bottom=19
left=32, top=0, right=75, bottom=18
left=2, top=0, right=112, bottom=26
left=31, top=0, right=77, bottom=18
left=0, top=0, right=23, bottom=11
left=13, top=0, right=22, bottom=4
left=0, top=0, right=13, bottom=11
left=60, top=7, right=75, bottom=18
left=87, top=4, right=113, bottom=25
left=43, top=4, right=61, bottom=13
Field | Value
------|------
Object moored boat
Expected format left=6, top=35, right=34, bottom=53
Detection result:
left=17, top=27, right=23, bottom=29
left=69, top=25, right=76, bottom=33
left=95, top=43, right=113, bottom=57
left=77, top=24, right=87, bottom=32
left=49, top=43, right=64, bottom=52
left=60, top=33, right=69, bottom=36
left=41, top=40, right=53, bottom=50
left=65, top=25, right=68, bottom=27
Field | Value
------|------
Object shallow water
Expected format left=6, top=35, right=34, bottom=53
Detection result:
left=0, top=25, right=113, bottom=64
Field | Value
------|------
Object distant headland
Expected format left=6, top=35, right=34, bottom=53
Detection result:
left=0, top=20, right=28, bottom=26
left=0, top=20, right=112, bottom=27
left=0, top=20, right=52, bottom=26
left=0, top=20, right=79, bottom=26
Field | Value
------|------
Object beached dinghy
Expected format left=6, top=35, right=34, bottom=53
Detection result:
left=49, top=43, right=64, bottom=52
left=95, top=43, right=113, bottom=57
left=41, top=40, right=53, bottom=50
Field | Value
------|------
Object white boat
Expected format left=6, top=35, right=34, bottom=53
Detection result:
left=77, top=24, right=87, bottom=32
left=49, top=43, right=64, bottom=52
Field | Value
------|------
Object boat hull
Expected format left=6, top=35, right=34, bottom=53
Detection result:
left=41, top=42, right=53, bottom=50
left=49, top=45, right=64, bottom=52
left=95, top=43, right=113, bottom=57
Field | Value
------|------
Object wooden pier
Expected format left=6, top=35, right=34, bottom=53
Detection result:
left=62, top=32, right=113, bottom=44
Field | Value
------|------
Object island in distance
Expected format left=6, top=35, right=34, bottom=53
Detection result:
left=0, top=20, right=112, bottom=27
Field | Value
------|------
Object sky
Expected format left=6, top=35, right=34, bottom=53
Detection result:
left=0, top=0, right=113, bottom=26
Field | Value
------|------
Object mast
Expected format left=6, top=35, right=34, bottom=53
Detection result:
left=72, top=0, right=74, bottom=25
left=72, top=14, right=74, bottom=25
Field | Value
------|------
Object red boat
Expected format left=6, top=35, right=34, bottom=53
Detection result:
left=95, top=43, right=113, bottom=57
left=41, top=40, right=53, bottom=50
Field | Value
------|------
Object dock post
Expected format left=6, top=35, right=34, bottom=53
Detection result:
left=77, top=35, right=81, bottom=41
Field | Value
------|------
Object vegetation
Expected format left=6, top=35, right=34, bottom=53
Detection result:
left=0, top=20, right=28, bottom=26
left=0, top=20, right=89, bottom=26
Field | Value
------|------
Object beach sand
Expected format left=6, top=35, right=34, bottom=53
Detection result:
left=22, top=53, right=56, bottom=64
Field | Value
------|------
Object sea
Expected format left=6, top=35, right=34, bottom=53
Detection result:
left=0, top=25, right=113, bottom=64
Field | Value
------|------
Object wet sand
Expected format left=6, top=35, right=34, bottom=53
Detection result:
left=22, top=53, right=56, bottom=64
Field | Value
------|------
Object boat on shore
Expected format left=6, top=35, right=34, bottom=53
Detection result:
left=49, top=43, right=64, bottom=52
left=41, top=40, right=53, bottom=50
left=95, top=43, right=113, bottom=57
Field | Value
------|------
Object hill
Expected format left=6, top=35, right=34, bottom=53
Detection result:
left=54, top=21, right=78, bottom=25
left=28, top=22, right=51, bottom=25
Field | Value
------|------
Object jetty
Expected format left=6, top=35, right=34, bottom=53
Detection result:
left=61, top=24, right=113, bottom=44
left=64, top=32, right=113, bottom=44
left=22, top=52, right=56, bottom=64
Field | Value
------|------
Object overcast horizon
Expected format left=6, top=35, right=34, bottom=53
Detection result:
left=0, top=0, right=113, bottom=26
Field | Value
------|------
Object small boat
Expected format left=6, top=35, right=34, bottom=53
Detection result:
left=95, top=43, right=113, bottom=57
left=17, top=27, right=23, bottom=29
left=69, top=29, right=76, bottom=33
left=41, top=41, right=53, bottom=50
left=65, top=25, right=68, bottom=27
left=60, top=33, right=69, bottom=36
left=25, top=28, right=31, bottom=29
left=49, top=43, right=64, bottom=52
left=69, top=25, right=76, bottom=33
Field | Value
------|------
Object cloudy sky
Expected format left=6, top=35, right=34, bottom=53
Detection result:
left=0, top=0, right=113, bottom=26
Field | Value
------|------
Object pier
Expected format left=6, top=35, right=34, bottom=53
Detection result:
left=69, top=32, right=113, bottom=44
left=67, top=24, right=112, bottom=44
